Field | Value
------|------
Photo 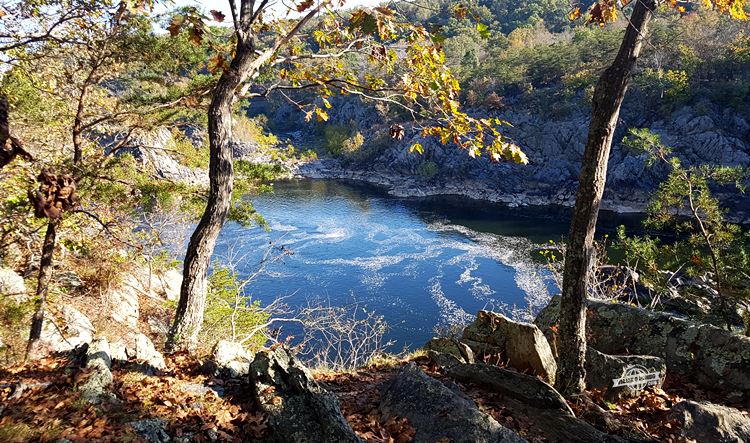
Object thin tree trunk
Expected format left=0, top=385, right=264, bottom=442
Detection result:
left=166, top=44, right=257, bottom=353
left=556, top=0, right=657, bottom=397
left=26, top=220, right=58, bottom=358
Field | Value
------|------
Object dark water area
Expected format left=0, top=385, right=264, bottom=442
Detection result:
left=214, top=179, right=644, bottom=351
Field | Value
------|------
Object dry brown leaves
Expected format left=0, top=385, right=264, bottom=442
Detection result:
left=0, top=351, right=268, bottom=442
left=316, top=365, right=416, bottom=443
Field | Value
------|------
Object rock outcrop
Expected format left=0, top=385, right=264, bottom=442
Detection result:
left=207, top=340, right=254, bottom=378
left=127, top=333, right=166, bottom=370
left=249, top=347, right=361, bottom=443
left=40, top=305, right=95, bottom=353
left=113, top=128, right=208, bottom=186
left=0, top=268, right=27, bottom=302
left=536, top=296, right=750, bottom=406
left=79, top=338, right=115, bottom=404
left=585, top=348, right=666, bottom=399
left=423, top=337, right=477, bottom=370
left=269, top=97, right=750, bottom=222
left=669, top=400, right=750, bottom=443
left=379, top=363, right=526, bottom=443
left=106, top=267, right=182, bottom=328
left=461, top=311, right=557, bottom=384
left=443, top=363, right=632, bottom=442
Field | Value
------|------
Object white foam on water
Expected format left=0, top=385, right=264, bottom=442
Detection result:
left=361, top=272, right=387, bottom=288
left=426, top=221, right=552, bottom=322
left=428, top=273, right=475, bottom=327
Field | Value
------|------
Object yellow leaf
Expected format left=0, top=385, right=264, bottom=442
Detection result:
left=409, top=143, right=424, bottom=155
left=314, top=108, right=329, bottom=122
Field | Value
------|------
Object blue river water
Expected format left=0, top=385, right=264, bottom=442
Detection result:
left=213, top=179, right=640, bottom=351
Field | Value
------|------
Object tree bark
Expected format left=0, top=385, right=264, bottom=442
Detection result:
left=166, top=43, right=257, bottom=353
left=556, top=0, right=657, bottom=397
left=26, top=219, right=58, bottom=358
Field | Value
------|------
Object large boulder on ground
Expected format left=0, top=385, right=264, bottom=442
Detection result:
left=380, top=363, right=526, bottom=443
left=0, top=268, right=27, bottom=302
left=444, top=363, right=634, bottom=442
left=669, top=400, right=750, bottom=443
left=207, top=340, right=254, bottom=378
left=461, top=311, right=557, bottom=384
left=535, top=296, right=750, bottom=406
left=446, top=363, right=572, bottom=414
left=106, top=267, right=183, bottom=327
left=126, top=333, right=166, bottom=370
left=585, top=348, right=666, bottom=399
left=249, top=347, right=361, bottom=443
left=79, top=338, right=115, bottom=404
left=423, top=337, right=474, bottom=364
left=40, top=305, right=95, bottom=352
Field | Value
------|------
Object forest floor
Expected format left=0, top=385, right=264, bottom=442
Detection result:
left=1, top=350, right=737, bottom=442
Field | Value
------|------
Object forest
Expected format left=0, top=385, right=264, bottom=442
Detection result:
left=0, top=0, right=749, bottom=441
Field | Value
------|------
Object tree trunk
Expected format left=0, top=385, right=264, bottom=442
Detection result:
left=555, top=0, right=656, bottom=397
left=26, top=219, right=58, bottom=358
left=166, top=43, right=257, bottom=353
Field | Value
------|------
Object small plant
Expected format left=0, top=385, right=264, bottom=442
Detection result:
left=416, top=160, right=439, bottom=180
left=233, top=115, right=279, bottom=149
left=200, top=262, right=271, bottom=353
left=167, top=129, right=209, bottom=169
left=294, top=297, right=393, bottom=372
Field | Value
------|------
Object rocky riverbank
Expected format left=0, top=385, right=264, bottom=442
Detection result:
left=113, top=96, right=750, bottom=223
left=3, top=286, right=749, bottom=442
left=262, top=97, right=750, bottom=223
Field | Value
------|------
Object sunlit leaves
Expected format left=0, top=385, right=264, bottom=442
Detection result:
left=572, top=0, right=748, bottom=25
left=168, top=14, right=184, bottom=36
left=208, top=54, right=228, bottom=74
left=476, top=23, right=490, bottom=38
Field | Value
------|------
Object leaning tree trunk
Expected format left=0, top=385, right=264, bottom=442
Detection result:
left=26, top=220, right=59, bottom=358
left=555, top=0, right=657, bottom=397
left=166, top=43, right=257, bottom=353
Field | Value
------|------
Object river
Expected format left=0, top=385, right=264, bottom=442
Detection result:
left=214, top=179, right=643, bottom=351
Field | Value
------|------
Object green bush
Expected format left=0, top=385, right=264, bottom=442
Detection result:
left=200, top=262, right=271, bottom=353
left=417, top=161, right=439, bottom=180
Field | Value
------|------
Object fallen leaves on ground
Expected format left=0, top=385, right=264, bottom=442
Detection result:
left=0, top=351, right=267, bottom=442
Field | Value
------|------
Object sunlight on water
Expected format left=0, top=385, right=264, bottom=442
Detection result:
left=214, top=179, right=574, bottom=349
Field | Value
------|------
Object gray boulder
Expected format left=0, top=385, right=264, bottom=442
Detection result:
left=127, top=418, right=170, bottom=443
left=585, top=348, right=666, bottom=399
left=79, top=338, right=115, bottom=404
left=669, top=400, right=750, bottom=443
left=423, top=337, right=474, bottom=364
left=446, top=363, right=572, bottom=414
left=126, top=333, right=166, bottom=370
left=444, top=363, right=636, bottom=442
left=54, top=271, right=83, bottom=290
left=108, top=340, right=129, bottom=361
left=462, top=310, right=557, bottom=384
left=0, top=268, right=27, bottom=302
left=536, top=296, right=750, bottom=406
left=249, top=347, right=361, bottom=443
left=40, top=305, right=95, bottom=353
left=380, top=363, right=526, bottom=443
left=209, top=340, right=254, bottom=378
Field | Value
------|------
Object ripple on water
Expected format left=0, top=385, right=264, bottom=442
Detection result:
left=214, top=181, right=556, bottom=349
